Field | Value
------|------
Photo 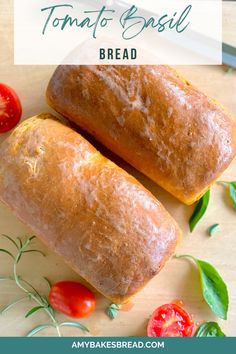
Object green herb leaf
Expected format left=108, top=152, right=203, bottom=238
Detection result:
left=1, top=234, right=19, bottom=250
left=27, top=324, right=53, bottom=337
left=106, top=303, right=121, bottom=320
left=207, top=224, right=219, bottom=236
left=176, top=255, right=228, bottom=320
left=21, top=240, right=31, bottom=252
left=0, top=248, right=15, bottom=260
left=59, top=321, right=89, bottom=333
left=226, top=67, right=234, bottom=75
left=218, top=181, right=236, bottom=210
left=15, top=253, right=22, bottom=264
left=1, top=297, right=29, bottom=315
left=16, top=237, right=23, bottom=248
left=195, top=322, right=226, bottom=337
left=29, top=236, right=36, bottom=241
left=43, top=277, right=52, bottom=289
left=189, top=190, right=210, bottom=232
left=23, top=249, right=45, bottom=257
left=20, top=278, right=44, bottom=302
left=0, top=276, right=12, bottom=281
left=25, top=306, right=45, bottom=318
left=229, top=184, right=236, bottom=209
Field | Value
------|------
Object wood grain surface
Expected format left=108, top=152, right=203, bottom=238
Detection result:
left=0, top=0, right=236, bottom=337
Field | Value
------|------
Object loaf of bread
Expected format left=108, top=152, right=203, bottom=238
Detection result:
left=47, top=65, right=236, bottom=205
left=0, top=114, right=181, bottom=303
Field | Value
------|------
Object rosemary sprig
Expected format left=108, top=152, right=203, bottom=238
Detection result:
left=0, top=234, right=89, bottom=337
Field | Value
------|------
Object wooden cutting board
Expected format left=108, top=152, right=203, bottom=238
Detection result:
left=0, top=0, right=236, bottom=337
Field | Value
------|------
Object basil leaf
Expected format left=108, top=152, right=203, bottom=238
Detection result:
left=207, top=224, right=219, bottom=236
left=189, top=190, right=210, bottom=232
left=197, top=259, right=228, bottom=319
left=218, top=181, right=236, bottom=210
left=195, top=322, right=226, bottom=337
left=229, top=184, right=236, bottom=209
left=176, top=255, right=228, bottom=320
left=106, top=303, right=120, bottom=320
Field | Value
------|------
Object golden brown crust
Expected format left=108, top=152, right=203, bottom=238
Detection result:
left=47, top=65, right=236, bottom=205
left=0, top=114, right=181, bottom=303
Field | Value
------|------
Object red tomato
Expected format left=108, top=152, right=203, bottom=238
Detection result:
left=49, top=281, right=96, bottom=318
left=0, top=83, right=22, bottom=133
left=147, top=303, right=194, bottom=337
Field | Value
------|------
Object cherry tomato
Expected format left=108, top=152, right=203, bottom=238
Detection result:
left=0, top=83, right=22, bottom=133
left=49, top=281, right=96, bottom=318
left=147, top=303, right=194, bottom=337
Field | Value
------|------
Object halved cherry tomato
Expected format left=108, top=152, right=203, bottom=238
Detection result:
left=147, top=303, right=194, bottom=337
left=49, top=281, right=96, bottom=318
left=0, top=83, right=22, bottom=133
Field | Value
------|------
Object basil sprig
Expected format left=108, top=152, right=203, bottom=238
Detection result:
left=176, top=255, right=228, bottom=320
left=189, top=190, right=210, bottom=232
left=218, top=181, right=236, bottom=210
left=195, top=322, right=226, bottom=337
